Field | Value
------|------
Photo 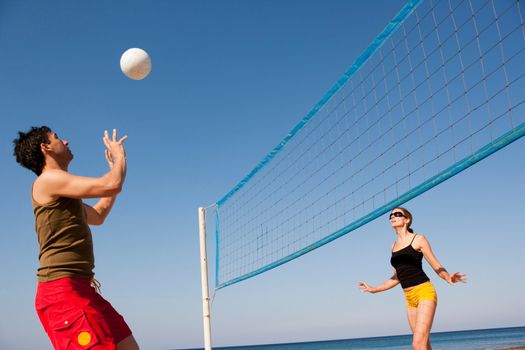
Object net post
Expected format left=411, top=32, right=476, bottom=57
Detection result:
left=198, top=207, right=212, bottom=350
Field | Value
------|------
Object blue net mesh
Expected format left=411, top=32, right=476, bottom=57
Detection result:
left=212, top=0, right=525, bottom=289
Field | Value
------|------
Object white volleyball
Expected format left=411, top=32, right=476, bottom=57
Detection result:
left=120, top=48, right=152, bottom=80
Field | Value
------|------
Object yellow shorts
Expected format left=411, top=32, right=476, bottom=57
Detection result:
left=403, top=281, right=438, bottom=308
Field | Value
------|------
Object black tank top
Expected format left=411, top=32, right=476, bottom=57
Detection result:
left=390, top=234, right=429, bottom=289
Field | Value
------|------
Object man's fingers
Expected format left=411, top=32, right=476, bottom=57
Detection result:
left=105, top=149, right=112, bottom=163
left=103, top=130, right=110, bottom=146
left=103, top=137, right=110, bottom=149
left=103, top=129, right=127, bottom=149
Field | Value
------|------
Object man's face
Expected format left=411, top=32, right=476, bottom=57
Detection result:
left=45, top=132, right=73, bottom=163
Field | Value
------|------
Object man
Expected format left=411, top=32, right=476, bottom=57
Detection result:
left=13, top=126, right=139, bottom=350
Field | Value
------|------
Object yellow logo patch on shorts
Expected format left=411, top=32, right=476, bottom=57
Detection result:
left=77, top=331, right=92, bottom=346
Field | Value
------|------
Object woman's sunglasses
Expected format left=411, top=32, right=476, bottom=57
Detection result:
left=389, top=211, right=406, bottom=219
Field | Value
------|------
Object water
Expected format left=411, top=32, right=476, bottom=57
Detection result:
left=183, top=327, right=525, bottom=350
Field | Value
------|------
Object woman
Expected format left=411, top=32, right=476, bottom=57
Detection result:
left=358, top=207, right=466, bottom=350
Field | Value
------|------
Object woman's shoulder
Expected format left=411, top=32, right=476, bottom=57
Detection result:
left=414, top=232, right=427, bottom=240
left=413, top=233, right=430, bottom=250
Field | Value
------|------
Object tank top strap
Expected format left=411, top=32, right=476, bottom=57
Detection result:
left=410, top=234, right=417, bottom=245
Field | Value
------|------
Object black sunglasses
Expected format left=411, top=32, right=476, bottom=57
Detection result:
left=389, top=211, right=406, bottom=219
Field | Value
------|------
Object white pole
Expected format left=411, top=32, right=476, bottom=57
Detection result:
left=198, top=207, right=212, bottom=350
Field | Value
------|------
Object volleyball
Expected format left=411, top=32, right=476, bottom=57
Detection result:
left=119, top=48, right=152, bottom=80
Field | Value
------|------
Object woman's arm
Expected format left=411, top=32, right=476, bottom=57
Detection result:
left=359, top=273, right=400, bottom=293
left=417, top=234, right=466, bottom=284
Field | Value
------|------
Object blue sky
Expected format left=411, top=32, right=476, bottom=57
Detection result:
left=1, top=1, right=524, bottom=349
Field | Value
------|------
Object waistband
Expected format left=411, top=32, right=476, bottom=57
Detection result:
left=403, top=280, right=433, bottom=293
left=37, top=277, right=102, bottom=294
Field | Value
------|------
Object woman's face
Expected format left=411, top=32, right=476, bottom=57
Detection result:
left=389, top=209, right=410, bottom=229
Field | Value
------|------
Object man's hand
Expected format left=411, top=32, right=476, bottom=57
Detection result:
left=103, top=129, right=127, bottom=167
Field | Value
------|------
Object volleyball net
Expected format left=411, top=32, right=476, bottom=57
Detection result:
left=205, top=0, right=525, bottom=290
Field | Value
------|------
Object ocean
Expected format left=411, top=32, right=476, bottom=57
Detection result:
left=183, top=327, right=525, bottom=350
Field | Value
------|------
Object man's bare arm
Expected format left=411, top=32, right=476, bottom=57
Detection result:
left=36, top=170, right=124, bottom=200
left=83, top=198, right=116, bottom=226
left=34, top=130, right=127, bottom=203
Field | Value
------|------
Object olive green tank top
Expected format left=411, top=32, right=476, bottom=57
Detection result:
left=32, top=196, right=95, bottom=282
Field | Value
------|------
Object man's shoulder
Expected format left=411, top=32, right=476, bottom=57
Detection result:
left=33, top=170, right=71, bottom=202
left=37, top=169, right=70, bottom=183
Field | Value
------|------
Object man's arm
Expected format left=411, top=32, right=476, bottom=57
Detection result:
left=81, top=130, right=126, bottom=226
left=36, top=169, right=124, bottom=200
left=34, top=130, right=127, bottom=202
left=83, top=198, right=117, bottom=225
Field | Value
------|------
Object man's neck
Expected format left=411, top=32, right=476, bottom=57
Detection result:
left=42, top=158, right=68, bottom=173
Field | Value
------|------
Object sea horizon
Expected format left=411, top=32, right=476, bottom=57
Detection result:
left=179, top=326, right=525, bottom=350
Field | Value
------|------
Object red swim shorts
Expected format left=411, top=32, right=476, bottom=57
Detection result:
left=35, top=277, right=132, bottom=349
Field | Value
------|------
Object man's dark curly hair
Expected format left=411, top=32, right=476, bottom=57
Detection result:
left=13, top=126, right=52, bottom=175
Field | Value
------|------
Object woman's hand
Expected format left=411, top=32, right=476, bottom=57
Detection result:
left=448, top=272, right=467, bottom=284
left=358, top=281, right=376, bottom=293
